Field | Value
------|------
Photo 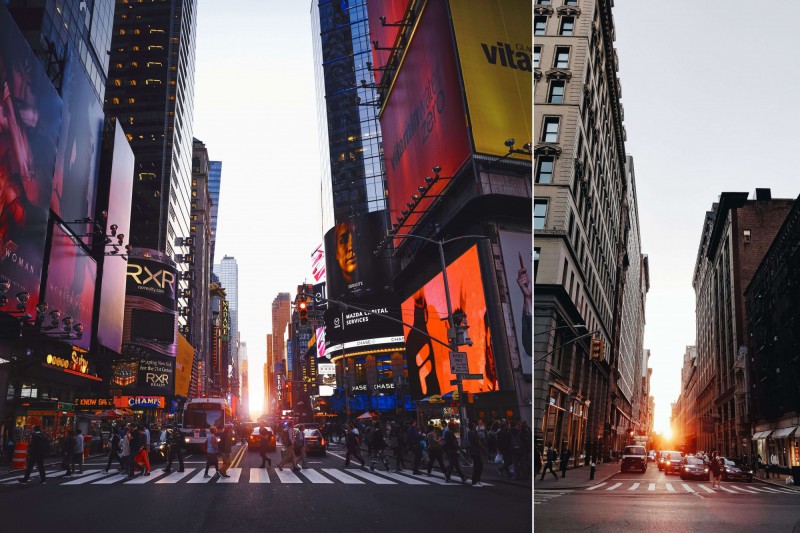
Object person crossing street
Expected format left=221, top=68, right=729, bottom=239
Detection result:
left=259, top=426, right=272, bottom=468
left=163, top=425, right=185, bottom=474
left=18, top=426, right=48, bottom=484
left=344, top=422, right=365, bottom=468
left=277, top=422, right=297, bottom=471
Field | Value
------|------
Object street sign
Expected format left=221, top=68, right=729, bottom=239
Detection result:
left=449, top=351, right=469, bottom=374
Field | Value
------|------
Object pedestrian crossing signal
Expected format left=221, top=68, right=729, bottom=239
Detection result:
left=590, top=338, right=605, bottom=361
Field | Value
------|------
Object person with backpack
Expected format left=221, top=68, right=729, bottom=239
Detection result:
left=18, top=425, right=49, bottom=484
left=344, top=422, right=365, bottom=468
left=540, top=443, right=559, bottom=481
left=259, top=426, right=272, bottom=469
left=104, top=428, right=123, bottom=473
left=293, top=426, right=306, bottom=470
left=443, top=421, right=466, bottom=484
left=277, top=422, right=297, bottom=471
left=218, top=424, right=234, bottom=477
left=204, top=426, right=220, bottom=478
left=163, top=425, right=185, bottom=474
left=425, top=423, right=446, bottom=475
left=406, top=420, right=424, bottom=475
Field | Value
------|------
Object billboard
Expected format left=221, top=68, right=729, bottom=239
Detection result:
left=401, top=245, right=497, bottom=399
left=175, top=333, right=193, bottom=398
left=96, top=120, right=134, bottom=353
left=43, top=222, right=97, bottom=351
left=137, top=356, right=174, bottom=392
left=111, top=359, right=138, bottom=389
left=324, top=211, right=391, bottom=300
left=323, top=293, right=405, bottom=357
left=310, top=243, right=326, bottom=283
left=0, top=8, right=63, bottom=317
left=366, top=0, right=412, bottom=85
left=316, top=326, right=327, bottom=359
left=450, top=0, right=532, bottom=159
left=122, top=249, right=178, bottom=358
left=318, top=362, right=336, bottom=397
left=51, top=49, right=104, bottom=222
left=499, top=230, right=532, bottom=374
left=379, top=0, right=471, bottom=237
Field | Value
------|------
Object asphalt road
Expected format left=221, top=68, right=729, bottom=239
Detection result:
left=534, top=460, right=800, bottom=532
left=0, top=441, right=531, bottom=533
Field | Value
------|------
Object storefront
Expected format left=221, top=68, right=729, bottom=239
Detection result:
left=113, top=395, right=170, bottom=426
left=541, top=385, right=589, bottom=468
left=15, top=400, right=75, bottom=453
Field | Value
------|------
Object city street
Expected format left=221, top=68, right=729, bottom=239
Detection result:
left=534, top=462, right=800, bottom=532
left=0, top=441, right=531, bottom=532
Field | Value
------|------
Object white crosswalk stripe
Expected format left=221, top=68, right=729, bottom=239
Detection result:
left=682, top=483, right=695, bottom=493
left=94, top=473, right=130, bottom=485
left=298, top=469, right=333, bottom=484
left=534, top=490, right=572, bottom=505
left=187, top=469, right=215, bottom=483
left=583, top=480, right=799, bottom=495
left=731, top=485, right=758, bottom=494
left=156, top=469, right=195, bottom=484
left=249, top=468, right=270, bottom=483
left=628, top=483, right=640, bottom=491
left=63, top=471, right=111, bottom=485
left=605, top=482, right=623, bottom=491
left=698, top=484, right=715, bottom=493
left=665, top=483, right=675, bottom=492
left=217, top=468, right=242, bottom=484
left=585, top=482, right=606, bottom=490
left=346, top=468, right=397, bottom=485
left=125, top=471, right=166, bottom=484
left=274, top=468, right=303, bottom=483
left=321, top=468, right=364, bottom=484
left=648, top=483, right=656, bottom=491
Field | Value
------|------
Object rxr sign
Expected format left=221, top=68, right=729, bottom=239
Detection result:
left=145, top=372, right=169, bottom=387
left=127, top=264, right=176, bottom=292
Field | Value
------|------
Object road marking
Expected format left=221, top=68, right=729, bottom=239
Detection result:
left=665, top=483, right=675, bottom=492
left=682, top=483, right=695, bottom=493
left=605, top=482, right=623, bottom=491
left=187, top=469, right=215, bottom=483
left=346, top=469, right=398, bottom=484
left=628, top=483, right=640, bottom=491
left=717, top=485, right=737, bottom=493
left=534, top=490, right=572, bottom=505
left=217, top=468, right=242, bottom=483
left=249, top=468, right=270, bottom=483
left=769, top=487, right=799, bottom=494
left=63, top=472, right=112, bottom=485
left=274, top=468, right=303, bottom=483
left=370, top=470, right=431, bottom=485
left=730, top=485, right=758, bottom=494
left=586, top=482, right=607, bottom=491
left=125, top=471, right=166, bottom=484
left=321, top=468, right=365, bottom=484
left=298, top=469, right=334, bottom=484
left=156, top=469, right=195, bottom=483
left=426, top=470, right=494, bottom=486
left=404, top=471, right=453, bottom=485
left=648, top=483, right=656, bottom=491
left=94, top=473, right=129, bottom=484
left=698, top=484, right=715, bottom=493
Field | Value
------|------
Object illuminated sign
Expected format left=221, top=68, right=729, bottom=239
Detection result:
left=114, top=396, right=165, bottom=409
left=221, top=300, right=230, bottom=341
left=45, top=349, right=88, bottom=374
left=74, top=397, right=114, bottom=409
left=137, top=357, right=174, bottom=390
left=372, top=382, right=395, bottom=391
left=323, top=294, right=405, bottom=356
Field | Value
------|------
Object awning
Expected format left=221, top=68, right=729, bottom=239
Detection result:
left=771, top=426, right=798, bottom=439
left=752, top=430, right=773, bottom=439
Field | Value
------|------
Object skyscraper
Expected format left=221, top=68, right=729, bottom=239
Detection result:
left=270, top=293, right=291, bottom=415
left=208, top=160, right=222, bottom=264
left=105, top=0, right=197, bottom=258
left=214, top=256, right=239, bottom=398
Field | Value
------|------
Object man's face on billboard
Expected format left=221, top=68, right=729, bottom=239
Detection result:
left=335, top=221, right=357, bottom=281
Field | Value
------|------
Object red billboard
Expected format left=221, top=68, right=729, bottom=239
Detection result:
left=366, top=0, right=411, bottom=85
left=379, top=0, right=471, bottom=238
left=43, top=222, right=97, bottom=351
left=401, top=245, right=498, bottom=399
left=0, top=8, right=62, bottom=317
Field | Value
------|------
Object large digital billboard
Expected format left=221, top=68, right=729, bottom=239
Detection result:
left=401, top=245, right=498, bottom=399
left=51, top=49, right=104, bottom=222
left=450, top=0, right=532, bottom=159
left=323, top=293, right=405, bottom=358
left=324, top=211, right=391, bottom=300
left=379, top=0, right=471, bottom=238
left=0, top=8, right=62, bottom=317
left=175, top=333, right=193, bottom=397
left=96, top=120, right=134, bottom=353
left=366, top=0, right=412, bottom=85
left=499, top=230, right=532, bottom=375
left=122, top=249, right=178, bottom=358
left=43, top=222, right=97, bottom=351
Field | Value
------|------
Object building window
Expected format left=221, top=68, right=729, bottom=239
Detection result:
left=534, top=248, right=541, bottom=281
left=534, top=46, right=541, bottom=68
left=559, top=16, right=575, bottom=36
left=555, top=47, right=570, bottom=68
left=548, top=81, right=565, bottom=104
left=534, top=200, right=548, bottom=230
left=541, top=117, right=560, bottom=142
left=536, top=157, right=555, bottom=184
left=537, top=0, right=551, bottom=4
left=564, top=0, right=578, bottom=5
left=535, top=16, right=547, bottom=36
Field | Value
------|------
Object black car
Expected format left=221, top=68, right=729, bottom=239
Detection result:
left=663, top=451, right=684, bottom=475
left=659, top=450, right=679, bottom=471
left=303, top=429, right=327, bottom=456
left=680, top=456, right=709, bottom=481
left=719, top=457, right=753, bottom=482
left=621, top=445, right=647, bottom=473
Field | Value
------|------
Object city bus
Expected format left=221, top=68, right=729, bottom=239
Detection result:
left=181, top=398, right=232, bottom=451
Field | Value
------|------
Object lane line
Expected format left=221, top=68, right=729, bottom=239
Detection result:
left=627, top=483, right=640, bottom=491
left=698, top=484, right=715, bottom=493
left=249, top=468, right=271, bottom=483
left=217, top=467, right=242, bottom=483
left=156, top=469, right=195, bottom=484
left=321, top=468, right=365, bottom=484
left=648, top=483, right=656, bottom=491
left=605, top=482, right=623, bottom=491
left=585, top=482, right=607, bottom=491
left=298, top=469, right=334, bottom=484
left=665, top=483, right=675, bottom=492
left=682, top=483, right=695, bottom=493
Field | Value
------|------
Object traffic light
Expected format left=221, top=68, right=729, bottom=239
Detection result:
left=590, top=338, right=605, bottom=360
left=298, top=300, right=308, bottom=325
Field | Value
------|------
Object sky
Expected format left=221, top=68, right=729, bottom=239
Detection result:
left=612, top=1, right=800, bottom=434
left=193, top=1, right=323, bottom=417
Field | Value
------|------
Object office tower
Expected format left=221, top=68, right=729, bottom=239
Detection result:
left=311, top=0, right=388, bottom=231
left=208, top=160, right=222, bottom=264
left=105, top=0, right=197, bottom=259
left=214, top=256, right=239, bottom=378
left=271, top=293, right=291, bottom=378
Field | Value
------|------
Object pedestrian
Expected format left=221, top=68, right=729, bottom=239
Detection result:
left=769, top=450, right=779, bottom=479
left=120, top=427, right=133, bottom=477
left=293, top=425, right=306, bottom=470
left=496, top=422, right=513, bottom=478
left=259, top=426, right=272, bottom=468
left=62, top=429, right=76, bottom=476
left=510, top=421, right=525, bottom=480
left=344, top=422, right=365, bottom=468
left=18, top=425, right=49, bottom=484
left=104, top=428, right=123, bottom=473
left=711, top=455, right=721, bottom=489
left=590, top=457, right=596, bottom=480
left=163, top=425, right=185, bottom=473
left=467, top=421, right=486, bottom=487
left=391, top=422, right=406, bottom=472
left=406, top=420, right=424, bottom=475
left=425, top=423, right=446, bottom=475
left=72, top=429, right=85, bottom=474
left=218, top=424, right=233, bottom=478
left=277, top=422, right=297, bottom=471
left=442, top=421, right=466, bottom=484
left=559, top=447, right=571, bottom=478
left=204, top=426, right=219, bottom=478
left=540, top=443, right=558, bottom=481
left=757, top=454, right=765, bottom=479
left=535, top=447, right=543, bottom=476
left=136, top=424, right=151, bottom=475
left=369, top=422, right=390, bottom=472
left=520, top=421, right=533, bottom=478
left=487, top=421, right=499, bottom=462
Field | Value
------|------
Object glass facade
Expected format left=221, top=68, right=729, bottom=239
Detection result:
left=214, top=256, right=239, bottom=379
left=208, top=160, right=222, bottom=263
left=312, top=0, right=387, bottom=230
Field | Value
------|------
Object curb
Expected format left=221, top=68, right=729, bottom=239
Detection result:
left=533, top=470, right=618, bottom=491
left=754, top=476, right=799, bottom=491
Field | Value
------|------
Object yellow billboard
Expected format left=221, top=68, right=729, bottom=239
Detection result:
left=175, top=333, right=194, bottom=398
left=449, top=0, right=532, bottom=159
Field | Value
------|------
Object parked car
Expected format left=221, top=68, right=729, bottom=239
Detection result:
left=247, top=426, right=276, bottom=451
left=719, top=457, right=753, bottom=482
left=647, top=450, right=657, bottom=462
left=663, top=451, right=684, bottom=475
left=621, top=445, right=647, bottom=473
left=680, top=455, right=710, bottom=481
left=303, top=429, right=327, bottom=456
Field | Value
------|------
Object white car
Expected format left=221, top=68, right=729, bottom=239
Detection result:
left=647, top=450, right=657, bottom=462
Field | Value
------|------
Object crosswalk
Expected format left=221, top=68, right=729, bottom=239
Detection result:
left=0, top=467, right=486, bottom=487
left=534, top=490, right=572, bottom=505
left=585, top=480, right=799, bottom=496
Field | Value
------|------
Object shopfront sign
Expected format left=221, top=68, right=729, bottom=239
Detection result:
left=45, top=348, right=88, bottom=374
left=351, top=384, right=368, bottom=392
left=372, top=382, right=395, bottom=392
left=74, top=397, right=114, bottom=409
left=114, top=396, right=165, bottom=409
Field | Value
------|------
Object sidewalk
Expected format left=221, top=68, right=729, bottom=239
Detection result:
left=754, top=472, right=799, bottom=491
left=534, top=461, right=619, bottom=490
